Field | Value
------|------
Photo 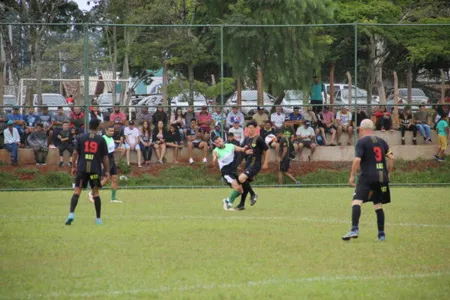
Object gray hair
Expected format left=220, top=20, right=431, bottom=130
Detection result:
left=360, top=119, right=374, bottom=130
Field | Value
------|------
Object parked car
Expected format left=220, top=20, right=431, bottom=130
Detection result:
left=224, top=90, right=275, bottom=116
left=280, top=90, right=305, bottom=114
left=170, top=92, right=207, bottom=113
left=2, top=95, right=17, bottom=113
left=98, top=93, right=122, bottom=113
left=33, top=93, right=71, bottom=113
left=386, top=88, right=430, bottom=111
left=333, top=88, right=380, bottom=110
left=129, top=94, right=163, bottom=118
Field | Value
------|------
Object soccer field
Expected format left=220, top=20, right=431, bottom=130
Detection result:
left=1, top=188, right=449, bottom=299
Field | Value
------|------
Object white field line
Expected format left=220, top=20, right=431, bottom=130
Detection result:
left=10, top=271, right=450, bottom=299
left=1, top=214, right=449, bottom=228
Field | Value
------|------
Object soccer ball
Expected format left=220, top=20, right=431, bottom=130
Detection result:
left=119, top=175, right=129, bottom=181
left=265, top=134, right=277, bottom=146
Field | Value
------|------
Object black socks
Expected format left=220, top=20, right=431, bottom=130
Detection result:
left=351, top=205, right=361, bottom=231
left=70, top=194, right=80, bottom=213
left=376, top=209, right=385, bottom=233
left=94, top=196, right=101, bottom=219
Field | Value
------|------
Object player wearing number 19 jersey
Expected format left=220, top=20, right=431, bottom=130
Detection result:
left=65, top=119, right=109, bottom=225
left=342, top=119, right=395, bottom=241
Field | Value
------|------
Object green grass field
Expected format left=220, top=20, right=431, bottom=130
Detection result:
left=1, top=188, right=449, bottom=299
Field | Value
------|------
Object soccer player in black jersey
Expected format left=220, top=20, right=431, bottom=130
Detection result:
left=236, top=121, right=269, bottom=210
left=342, top=119, right=395, bottom=241
left=65, top=119, right=110, bottom=225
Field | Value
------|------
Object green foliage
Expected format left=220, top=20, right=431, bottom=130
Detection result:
left=35, top=172, right=72, bottom=188
left=15, top=168, right=40, bottom=175
left=116, top=159, right=131, bottom=174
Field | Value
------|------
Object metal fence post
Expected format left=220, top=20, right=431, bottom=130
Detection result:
left=83, top=24, right=90, bottom=129
left=354, top=23, right=358, bottom=146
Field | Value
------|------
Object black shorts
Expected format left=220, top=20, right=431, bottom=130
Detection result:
left=192, top=141, right=202, bottom=148
left=300, top=141, right=313, bottom=148
left=353, top=181, right=391, bottom=204
left=221, top=172, right=238, bottom=187
left=58, top=143, right=74, bottom=156
left=280, top=157, right=290, bottom=172
left=244, top=163, right=262, bottom=179
left=323, top=126, right=336, bottom=133
left=74, top=172, right=102, bottom=189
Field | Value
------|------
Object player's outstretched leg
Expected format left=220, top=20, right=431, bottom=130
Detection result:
left=342, top=201, right=362, bottom=241
left=65, top=194, right=80, bottom=225
left=236, top=182, right=250, bottom=210
left=375, top=205, right=385, bottom=241
left=92, top=187, right=102, bottom=224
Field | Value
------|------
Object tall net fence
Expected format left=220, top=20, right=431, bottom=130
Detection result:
left=0, top=23, right=449, bottom=188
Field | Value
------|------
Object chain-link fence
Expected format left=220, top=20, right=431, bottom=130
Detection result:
left=0, top=22, right=449, bottom=188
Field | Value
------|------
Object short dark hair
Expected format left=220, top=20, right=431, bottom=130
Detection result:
left=213, top=135, right=221, bottom=142
left=246, top=120, right=258, bottom=128
left=62, top=121, right=69, bottom=125
left=227, top=132, right=234, bottom=137
left=89, top=118, right=101, bottom=130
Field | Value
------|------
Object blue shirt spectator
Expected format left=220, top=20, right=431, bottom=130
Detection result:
left=6, top=106, right=25, bottom=135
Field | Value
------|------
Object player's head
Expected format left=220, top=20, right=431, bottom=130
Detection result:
left=246, top=120, right=258, bottom=136
left=106, top=126, right=114, bottom=137
left=359, top=119, right=374, bottom=136
left=89, top=118, right=101, bottom=131
left=213, top=135, right=224, bottom=148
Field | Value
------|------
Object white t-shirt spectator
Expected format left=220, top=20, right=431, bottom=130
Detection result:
left=336, top=111, right=352, bottom=126
left=270, top=112, right=286, bottom=129
left=296, top=126, right=315, bottom=142
left=123, top=126, right=140, bottom=146
left=228, top=127, right=244, bottom=144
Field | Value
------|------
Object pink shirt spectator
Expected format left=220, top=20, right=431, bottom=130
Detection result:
left=197, top=111, right=212, bottom=133
left=244, top=126, right=260, bottom=137
left=109, top=112, right=126, bottom=124
left=322, top=111, right=334, bottom=124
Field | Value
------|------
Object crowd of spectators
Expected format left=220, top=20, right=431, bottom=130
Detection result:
left=0, top=101, right=449, bottom=167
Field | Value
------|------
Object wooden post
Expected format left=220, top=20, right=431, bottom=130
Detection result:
left=237, top=77, right=242, bottom=107
left=329, top=63, right=335, bottom=105
left=392, top=71, right=400, bottom=130
left=257, top=65, right=263, bottom=106
left=345, top=71, right=352, bottom=109
left=0, top=61, right=4, bottom=108
left=162, top=59, right=168, bottom=107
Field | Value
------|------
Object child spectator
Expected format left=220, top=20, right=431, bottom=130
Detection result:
left=57, top=121, right=73, bottom=167
left=123, top=120, right=142, bottom=167
left=336, top=106, right=354, bottom=146
left=27, top=123, right=48, bottom=166
left=153, top=120, right=167, bottom=164
left=374, top=105, right=393, bottom=131
left=434, top=113, right=449, bottom=162
left=399, top=106, right=417, bottom=145
left=139, top=120, right=153, bottom=166
left=228, top=118, right=244, bottom=145
left=186, top=119, right=208, bottom=163
left=165, top=124, right=183, bottom=163
left=184, top=106, right=196, bottom=131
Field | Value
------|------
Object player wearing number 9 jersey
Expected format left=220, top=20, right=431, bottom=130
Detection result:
left=65, top=119, right=109, bottom=226
left=342, top=119, right=395, bottom=242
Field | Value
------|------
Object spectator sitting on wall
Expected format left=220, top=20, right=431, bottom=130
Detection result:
left=197, top=106, right=212, bottom=141
left=212, top=106, right=227, bottom=128
left=228, top=118, right=244, bottom=145
left=152, top=104, right=168, bottom=127
left=3, top=120, right=20, bottom=165
left=170, top=107, right=186, bottom=142
left=52, top=106, right=70, bottom=147
left=287, top=106, right=303, bottom=131
left=7, top=106, right=25, bottom=145
left=109, top=105, right=126, bottom=125
left=136, top=104, right=152, bottom=127
left=89, top=106, right=104, bottom=123
left=374, top=105, right=393, bottom=131
left=139, top=120, right=153, bottom=167
left=351, top=106, right=369, bottom=129
left=184, top=106, right=196, bottom=131
left=38, top=106, right=55, bottom=148
left=252, top=106, right=269, bottom=128
left=186, top=119, right=208, bottom=164
left=270, top=106, right=286, bottom=129
left=153, top=120, right=167, bottom=164
left=27, top=123, right=49, bottom=166
left=57, top=121, right=73, bottom=168
left=225, top=106, right=244, bottom=129
left=70, top=106, right=85, bottom=135
left=336, top=106, right=354, bottom=146
left=399, top=106, right=417, bottom=145
left=165, top=124, right=183, bottom=163
left=293, top=120, right=317, bottom=161
left=23, top=107, right=40, bottom=147
left=123, top=120, right=142, bottom=167
left=317, top=105, right=337, bottom=146
left=414, top=104, right=432, bottom=143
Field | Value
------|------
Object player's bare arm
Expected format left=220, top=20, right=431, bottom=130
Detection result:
left=349, top=157, right=361, bottom=187
left=71, top=150, right=79, bottom=176
left=386, top=152, right=395, bottom=177
left=262, top=149, right=269, bottom=169
left=102, top=155, right=110, bottom=181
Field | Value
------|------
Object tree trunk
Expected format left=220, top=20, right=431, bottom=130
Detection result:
left=257, top=65, right=263, bottom=106
left=122, top=52, right=129, bottom=107
left=329, top=63, right=335, bottom=105
left=162, top=59, right=168, bottom=106
left=35, top=41, right=43, bottom=107
left=0, top=25, right=19, bottom=85
left=188, top=63, right=194, bottom=106
left=372, top=33, right=388, bottom=104
left=440, top=69, right=445, bottom=103
left=112, top=26, right=118, bottom=105
left=346, top=71, right=352, bottom=108
left=0, top=61, right=4, bottom=107
left=237, top=77, right=242, bottom=107
left=407, top=63, right=412, bottom=104
left=392, top=71, right=399, bottom=130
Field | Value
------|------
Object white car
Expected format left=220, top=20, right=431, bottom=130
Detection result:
left=33, top=93, right=71, bottom=113
left=98, top=93, right=121, bottom=113
left=130, top=94, right=163, bottom=115
left=223, top=90, right=275, bottom=116
left=281, top=90, right=305, bottom=114
left=386, top=88, right=430, bottom=111
left=3, top=95, right=17, bottom=113
left=333, top=88, right=379, bottom=110
left=170, top=92, right=207, bottom=113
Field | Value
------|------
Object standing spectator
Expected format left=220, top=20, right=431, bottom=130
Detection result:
left=252, top=106, right=269, bottom=128
left=287, top=106, right=303, bottom=131
left=23, top=107, right=40, bottom=146
left=228, top=118, right=244, bottom=145
left=3, top=120, right=20, bottom=165
left=197, top=106, right=212, bottom=140
left=184, top=106, right=196, bottom=131
left=123, top=120, right=142, bottom=167
left=38, top=106, right=55, bottom=147
left=57, top=121, right=73, bottom=167
left=294, top=120, right=317, bottom=161
left=52, top=106, right=70, bottom=146
left=318, top=106, right=337, bottom=146
left=277, top=129, right=300, bottom=185
left=399, top=106, right=417, bottom=145
left=70, top=106, right=85, bottom=135
left=152, top=104, right=168, bottom=127
left=140, top=120, right=153, bottom=166
left=270, top=106, right=286, bottom=130
left=310, top=75, right=327, bottom=114
left=7, top=106, right=25, bottom=144
left=225, top=106, right=245, bottom=129
left=374, top=105, right=393, bottom=131
left=351, top=106, right=369, bottom=129
left=336, top=106, right=354, bottom=146
left=27, top=123, right=48, bottom=165
left=165, top=124, right=183, bottom=163
left=136, top=105, right=152, bottom=127
left=153, top=120, right=167, bottom=164
left=212, top=106, right=227, bottom=127
left=170, top=107, right=186, bottom=141
left=414, top=104, right=432, bottom=143
left=66, top=94, right=74, bottom=105
left=89, top=106, right=104, bottom=123
left=433, top=113, right=449, bottom=162
left=109, top=105, right=126, bottom=125
left=186, top=119, right=208, bottom=163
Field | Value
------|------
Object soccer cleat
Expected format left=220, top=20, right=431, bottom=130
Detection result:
left=295, top=181, right=301, bottom=185
left=189, top=158, right=194, bottom=164
left=88, top=192, right=94, bottom=203
left=437, top=157, right=445, bottom=162
left=110, top=200, right=123, bottom=203
left=235, top=205, right=245, bottom=211
left=59, top=161, right=64, bottom=167
left=202, top=157, right=208, bottom=163
left=250, top=193, right=258, bottom=206
left=222, top=199, right=235, bottom=211
left=378, top=232, right=386, bottom=241
left=341, top=230, right=359, bottom=241
left=96, top=218, right=103, bottom=225
left=65, top=213, right=74, bottom=225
